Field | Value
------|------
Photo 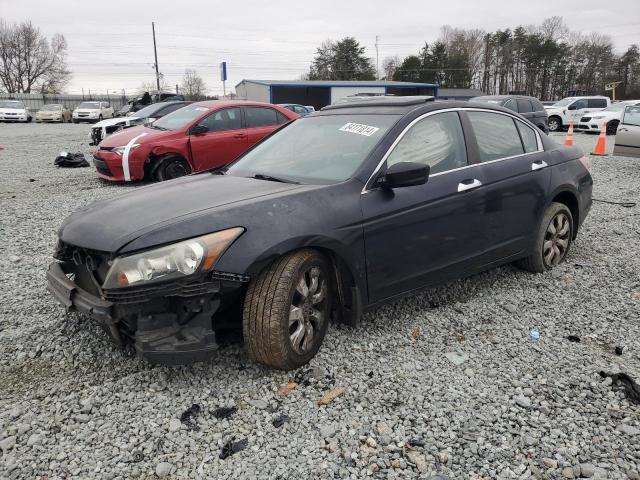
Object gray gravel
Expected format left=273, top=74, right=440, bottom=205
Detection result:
left=1, top=122, right=639, bottom=479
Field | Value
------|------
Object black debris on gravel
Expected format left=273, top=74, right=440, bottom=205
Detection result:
left=600, top=371, right=640, bottom=404
left=408, top=438, right=425, bottom=447
left=180, top=404, right=202, bottom=430
left=219, top=438, right=248, bottom=459
left=566, top=335, right=581, bottom=343
left=615, top=346, right=624, bottom=356
left=272, top=414, right=290, bottom=428
left=212, top=406, right=237, bottom=419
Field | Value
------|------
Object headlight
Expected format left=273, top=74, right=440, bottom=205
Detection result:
left=112, top=144, right=140, bottom=156
left=102, top=228, right=244, bottom=289
left=592, top=116, right=604, bottom=120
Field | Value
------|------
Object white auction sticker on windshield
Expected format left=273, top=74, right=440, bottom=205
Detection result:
left=339, top=122, right=380, bottom=136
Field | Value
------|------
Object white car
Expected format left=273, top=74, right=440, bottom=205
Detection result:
left=88, top=101, right=191, bottom=145
left=545, top=96, right=610, bottom=132
left=575, top=100, right=640, bottom=135
left=72, top=101, right=114, bottom=123
left=0, top=100, right=33, bottom=122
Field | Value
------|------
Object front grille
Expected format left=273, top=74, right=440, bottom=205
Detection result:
left=93, top=156, right=112, bottom=176
left=103, top=279, right=220, bottom=304
left=581, top=116, right=591, bottom=122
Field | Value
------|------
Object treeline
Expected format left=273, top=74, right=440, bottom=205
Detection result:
left=389, top=17, right=639, bottom=100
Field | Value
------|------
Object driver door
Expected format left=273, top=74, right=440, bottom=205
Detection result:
left=566, top=99, right=588, bottom=125
left=361, top=111, right=487, bottom=303
left=614, top=105, right=640, bottom=158
left=188, top=107, right=248, bottom=171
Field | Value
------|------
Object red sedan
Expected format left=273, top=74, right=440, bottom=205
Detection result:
left=93, top=101, right=298, bottom=182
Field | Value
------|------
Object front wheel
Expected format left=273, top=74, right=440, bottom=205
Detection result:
left=151, top=154, right=191, bottom=182
left=517, top=202, right=573, bottom=273
left=606, top=121, right=618, bottom=135
left=548, top=116, right=562, bottom=132
left=243, top=249, right=332, bottom=370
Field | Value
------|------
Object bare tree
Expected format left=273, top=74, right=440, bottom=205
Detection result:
left=381, top=55, right=401, bottom=80
left=181, top=69, right=207, bottom=100
left=0, top=19, right=70, bottom=93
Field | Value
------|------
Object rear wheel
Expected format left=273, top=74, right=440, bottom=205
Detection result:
left=151, top=154, right=191, bottom=182
left=243, top=249, right=332, bottom=370
left=548, top=116, right=562, bottom=132
left=517, top=202, right=573, bottom=273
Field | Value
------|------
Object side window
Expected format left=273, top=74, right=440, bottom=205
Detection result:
left=468, top=111, right=525, bottom=161
left=516, top=99, right=533, bottom=113
left=293, top=105, right=307, bottom=114
left=276, top=111, right=289, bottom=124
left=198, top=107, right=242, bottom=132
left=531, top=100, right=543, bottom=112
left=503, top=99, right=517, bottom=112
left=386, top=111, right=467, bottom=175
left=515, top=120, right=539, bottom=153
left=245, top=107, right=280, bottom=128
left=622, top=106, right=640, bottom=126
left=588, top=98, right=608, bottom=108
left=571, top=99, right=588, bottom=110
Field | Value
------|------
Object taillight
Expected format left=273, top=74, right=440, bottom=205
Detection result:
left=578, top=155, right=591, bottom=173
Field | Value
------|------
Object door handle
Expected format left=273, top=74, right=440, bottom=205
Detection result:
left=457, top=179, right=482, bottom=192
left=618, top=127, right=629, bottom=132
left=233, top=133, right=247, bottom=139
left=531, top=160, right=548, bottom=171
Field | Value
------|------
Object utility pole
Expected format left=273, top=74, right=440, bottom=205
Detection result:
left=152, top=22, right=160, bottom=92
left=375, top=35, right=380, bottom=80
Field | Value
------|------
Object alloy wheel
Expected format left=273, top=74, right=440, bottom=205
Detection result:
left=548, top=118, right=559, bottom=132
left=288, top=266, right=327, bottom=355
left=543, top=212, right=570, bottom=267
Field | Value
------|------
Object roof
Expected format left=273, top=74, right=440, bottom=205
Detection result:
left=315, top=98, right=475, bottom=116
left=323, top=96, right=434, bottom=111
left=437, top=88, right=485, bottom=97
left=236, top=79, right=438, bottom=88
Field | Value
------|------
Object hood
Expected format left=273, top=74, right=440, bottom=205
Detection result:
left=92, top=117, right=136, bottom=129
left=74, top=108, right=100, bottom=113
left=98, top=125, right=171, bottom=146
left=589, top=110, right=622, bottom=119
left=0, top=108, right=27, bottom=113
left=58, top=174, right=311, bottom=253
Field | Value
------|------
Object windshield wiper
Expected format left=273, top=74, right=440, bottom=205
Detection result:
left=251, top=173, right=299, bottom=184
left=149, top=124, right=168, bottom=130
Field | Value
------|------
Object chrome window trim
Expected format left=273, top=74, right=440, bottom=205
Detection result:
left=361, top=107, right=544, bottom=194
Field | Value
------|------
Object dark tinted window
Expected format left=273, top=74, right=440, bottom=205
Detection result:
left=387, top=111, right=467, bottom=175
left=588, top=98, right=608, bottom=108
left=245, top=107, right=280, bottom=128
left=156, top=103, right=188, bottom=117
left=516, top=99, right=533, bottom=113
left=198, top=107, right=241, bottom=132
left=468, top=112, right=524, bottom=161
left=531, top=99, right=544, bottom=112
left=571, top=99, right=588, bottom=110
left=276, top=111, right=289, bottom=124
left=515, top=120, right=538, bottom=153
left=503, top=99, right=517, bottom=112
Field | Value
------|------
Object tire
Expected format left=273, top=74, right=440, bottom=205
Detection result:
left=517, top=202, right=573, bottom=273
left=606, top=121, right=618, bottom=135
left=151, top=154, right=191, bottom=182
left=243, top=249, right=332, bottom=370
left=548, top=116, right=562, bottom=132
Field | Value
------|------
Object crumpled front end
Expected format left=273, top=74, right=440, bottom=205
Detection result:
left=47, top=241, right=248, bottom=364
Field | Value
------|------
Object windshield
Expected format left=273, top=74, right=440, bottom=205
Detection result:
left=152, top=104, right=209, bottom=130
left=552, top=98, right=576, bottom=107
left=78, top=102, right=101, bottom=109
left=0, top=100, right=25, bottom=109
left=41, top=104, right=62, bottom=111
left=133, top=103, right=165, bottom=118
left=225, top=114, right=399, bottom=184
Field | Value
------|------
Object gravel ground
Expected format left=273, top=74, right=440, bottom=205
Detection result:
left=1, top=122, right=639, bottom=480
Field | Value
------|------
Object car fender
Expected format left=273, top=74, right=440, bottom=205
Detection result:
left=149, top=138, right=191, bottom=164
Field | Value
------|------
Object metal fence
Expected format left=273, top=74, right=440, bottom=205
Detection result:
left=0, top=92, right=129, bottom=111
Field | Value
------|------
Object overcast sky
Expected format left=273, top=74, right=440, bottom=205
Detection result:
left=1, top=0, right=639, bottom=96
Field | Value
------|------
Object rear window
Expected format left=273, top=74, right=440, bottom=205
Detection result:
left=515, top=121, right=539, bottom=153
left=468, top=112, right=524, bottom=161
left=245, top=106, right=283, bottom=128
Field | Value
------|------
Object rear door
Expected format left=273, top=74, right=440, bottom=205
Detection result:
left=243, top=106, right=289, bottom=146
left=188, top=106, right=247, bottom=171
left=466, top=110, right=550, bottom=264
left=614, top=105, right=640, bottom=158
left=361, top=110, right=488, bottom=302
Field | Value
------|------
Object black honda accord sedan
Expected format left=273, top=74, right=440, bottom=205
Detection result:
left=48, top=97, right=592, bottom=369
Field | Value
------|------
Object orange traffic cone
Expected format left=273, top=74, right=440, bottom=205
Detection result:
left=591, top=122, right=608, bottom=156
left=564, top=122, right=574, bottom=146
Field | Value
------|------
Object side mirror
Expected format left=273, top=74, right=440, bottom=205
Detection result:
left=190, top=124, right=208, bottom=135
left=379, top=162, right=430, bottom=189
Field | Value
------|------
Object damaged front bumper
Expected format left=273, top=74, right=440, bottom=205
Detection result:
left=47, top=260, right=248, bottom=365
